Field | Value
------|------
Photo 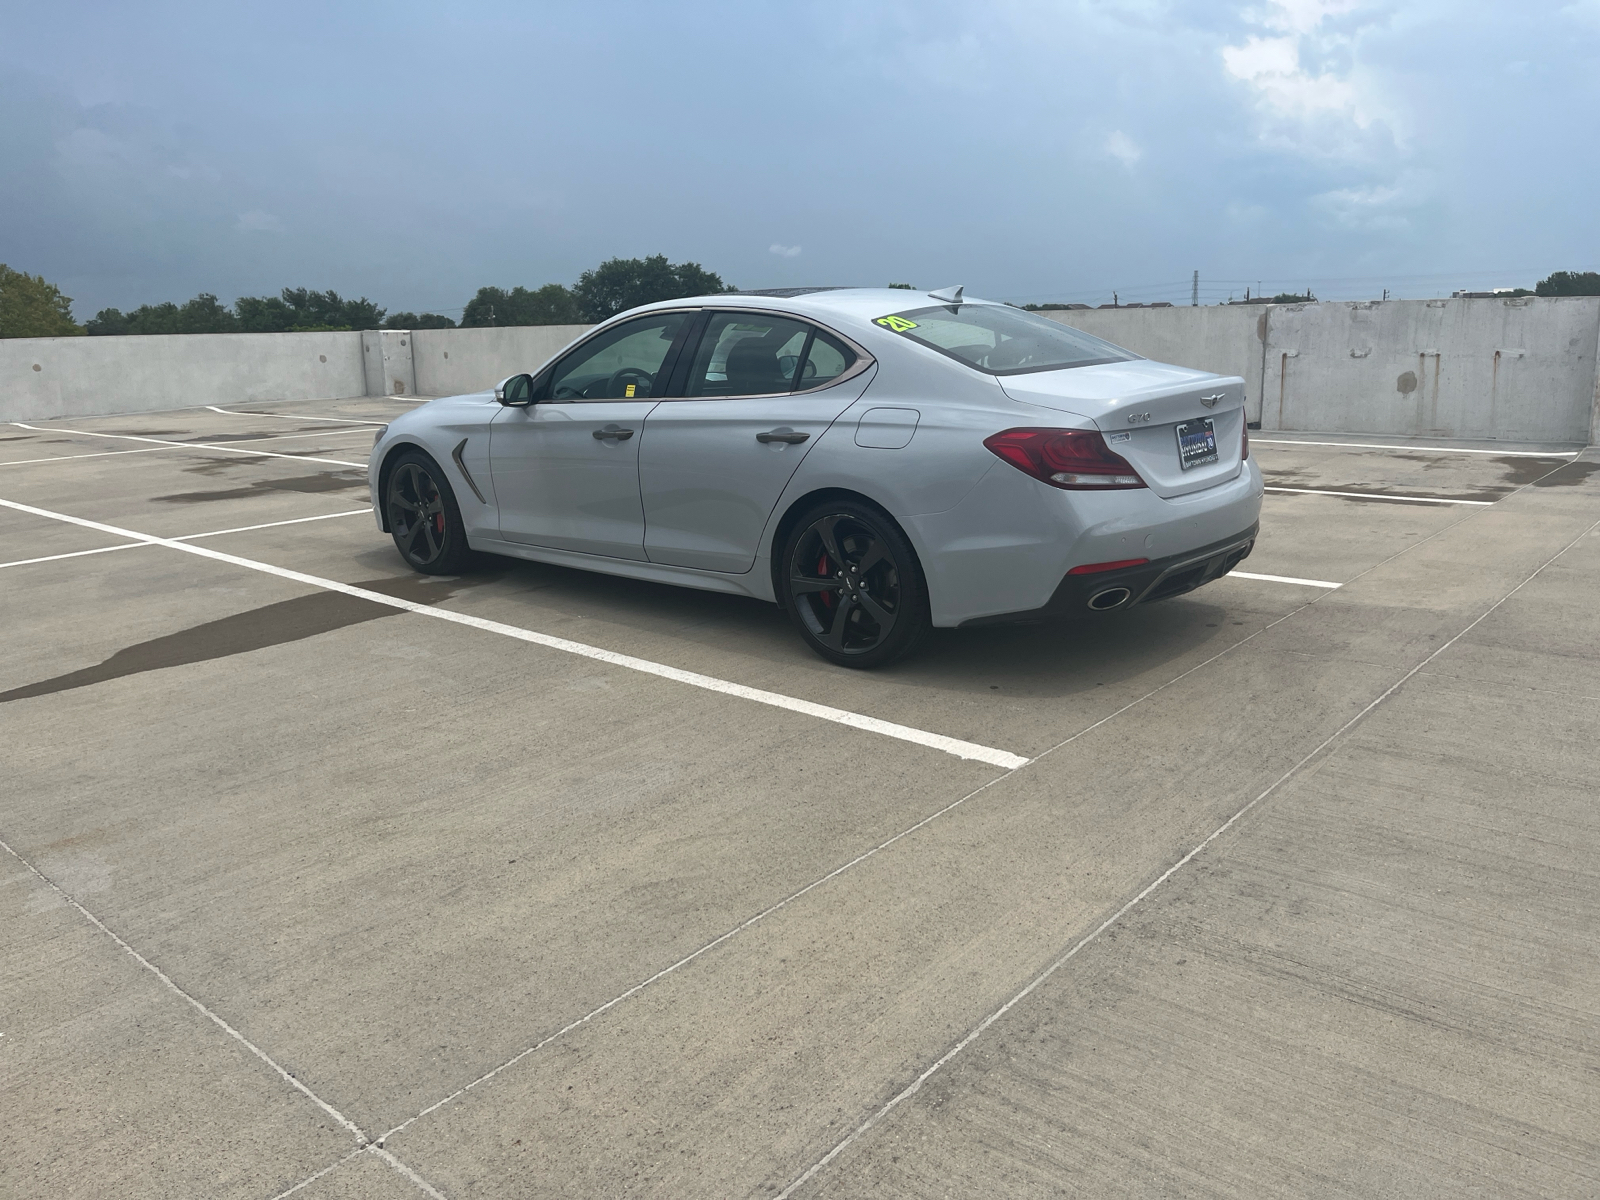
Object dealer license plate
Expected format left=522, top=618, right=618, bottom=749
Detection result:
left=1175, top=417, right=1218, bottom=469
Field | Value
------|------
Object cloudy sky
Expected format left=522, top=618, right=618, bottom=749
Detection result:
left=2, top=0, right=1596, bottom=318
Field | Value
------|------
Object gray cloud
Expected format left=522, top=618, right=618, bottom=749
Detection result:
left=1, top=1, right=1595, bottom=317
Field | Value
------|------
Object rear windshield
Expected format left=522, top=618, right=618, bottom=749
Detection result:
left=873, top=304, right=1134, bottom=375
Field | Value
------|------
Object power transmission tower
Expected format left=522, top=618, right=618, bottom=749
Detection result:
left=1192, top=270, right=1199, bottom=307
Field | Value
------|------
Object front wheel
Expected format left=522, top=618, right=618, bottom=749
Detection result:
left=385, top=450, right=473, bottom=574
left=780, top=500, right=930, bottom=668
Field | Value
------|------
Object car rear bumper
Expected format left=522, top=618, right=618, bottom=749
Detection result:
left=957, top=523, right=1258, bottom=626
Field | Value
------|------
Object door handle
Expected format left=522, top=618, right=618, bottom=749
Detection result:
left=756, top=430, right=809, bottom=444
left=593, top=426, right=635, bottom=440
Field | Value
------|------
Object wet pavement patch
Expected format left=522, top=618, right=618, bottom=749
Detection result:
left=153, top=471, right=369, bottom=503
left=1529, top=460, right=1600, bottom=487
left=0, top=574, right=487, bottom=704
left=1492, top=456, right=1583, bottom=486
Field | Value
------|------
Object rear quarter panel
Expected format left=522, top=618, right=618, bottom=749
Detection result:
left=753, top=347, right=1067, bottom=607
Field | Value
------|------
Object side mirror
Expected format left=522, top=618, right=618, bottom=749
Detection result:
left=495, top=373, right=535, bottom=406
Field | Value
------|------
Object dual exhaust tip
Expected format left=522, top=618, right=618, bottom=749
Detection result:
left=1087, top=586, right=1133, bottom=612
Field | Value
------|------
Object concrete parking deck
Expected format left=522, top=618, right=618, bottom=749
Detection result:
left=2, top=399, right=1596, bottom=1198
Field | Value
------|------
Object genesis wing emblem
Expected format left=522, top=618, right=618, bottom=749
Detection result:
left=1200, top=393, right=1225, bottom=408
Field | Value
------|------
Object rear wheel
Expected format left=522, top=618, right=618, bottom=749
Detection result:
left=780, top=500, right=930, bottom=668
left=385, top=450, right=472, bottom=574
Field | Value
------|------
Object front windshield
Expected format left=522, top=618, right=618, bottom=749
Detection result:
left=873, top=304, right=1134, bottom=375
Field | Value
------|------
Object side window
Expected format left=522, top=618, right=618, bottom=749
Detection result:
left=548, top=312, right=689, bottom=401
left=686, top=313, right=812, bottom=397
left=798, top=329, right=856, bottom=390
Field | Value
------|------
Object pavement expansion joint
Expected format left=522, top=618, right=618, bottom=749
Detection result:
left=773, top=507, right=1600, bottom=1198
left=7, top=415, right=1596, bottom=1196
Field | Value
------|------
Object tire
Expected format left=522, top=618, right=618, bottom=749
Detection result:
left=779, top=499, right=931, bottom=668
left=384, top=450, right=473, bottom=575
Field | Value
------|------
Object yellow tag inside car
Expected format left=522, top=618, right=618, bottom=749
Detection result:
left=625, top=383, right=636, bottom=397
left=874, top=315, right=919, bottom=333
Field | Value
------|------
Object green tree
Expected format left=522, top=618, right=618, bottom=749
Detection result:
left=229, top=288, right=384, bottom=331
left=384, top=311, right=457, bottom=329
left=87, top=295, right=238, bottom=335
left=461, top=283, right=579, bottom=327
left=121, top=302, right=181, bottom=334
left=1535, top=271, right=1600, bottom=297
left=86, top=308, right=131, bottom=335
left=0, top=265, right=83, bottom=337
left=571, top=255, right=732, bottom=323
left=233, top=294, right=295, bottom=332
left=277, top=287, right=385, bottom=330
left=887, top=282, right=915, bottom=289
left=177, top=293, right=238, bottom=333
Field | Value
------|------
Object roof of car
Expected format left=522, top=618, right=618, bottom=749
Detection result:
left=639, top=287, right=1006, bottom=332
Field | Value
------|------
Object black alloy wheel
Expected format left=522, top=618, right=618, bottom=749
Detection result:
left=386, top=451, right=471, bottom=574
left=781, top=500, right=930, bottom=668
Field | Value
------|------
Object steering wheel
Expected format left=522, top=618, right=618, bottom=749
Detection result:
left=610, top=367, right=654, bottom=398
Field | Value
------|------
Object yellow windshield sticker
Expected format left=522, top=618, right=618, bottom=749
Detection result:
left=874, top=315, right=919, bottom=333
left=625, top=383, right=637, bottom=398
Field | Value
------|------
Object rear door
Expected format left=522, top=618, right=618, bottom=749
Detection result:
left=639, top=311, right=872, bottom=573
left=489, top=311, right=692, bottom=559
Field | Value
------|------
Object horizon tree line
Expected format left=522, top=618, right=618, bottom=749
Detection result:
left=4, top=261, right=1600, bottom=339
left=0, top=255, right=735, bottom=338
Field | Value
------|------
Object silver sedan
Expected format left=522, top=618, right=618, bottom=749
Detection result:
left=368, top=288, right=1263, bottom=667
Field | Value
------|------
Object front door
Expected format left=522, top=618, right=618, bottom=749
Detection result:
left=490, top=311, right=691, bottom=559
left=640, top=313, right=871, bottom=573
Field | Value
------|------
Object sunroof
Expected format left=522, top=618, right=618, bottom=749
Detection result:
left=733, top=287, right=853, bottom=298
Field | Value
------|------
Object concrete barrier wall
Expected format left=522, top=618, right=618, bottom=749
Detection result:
left=411, top=325, right=590, bottom=397
left=1038, top=297, right=1600, bottom=444
left=1038, top=305, right=1268, bottom=418
left=1261, top=297, right=1600, bottom=442
left=2, top=300, right=1597, bottom=442
left=0, top=330, right=366, bottom=422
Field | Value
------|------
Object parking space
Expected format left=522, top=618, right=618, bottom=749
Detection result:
left=3, top=400, right=1596, bottom=1198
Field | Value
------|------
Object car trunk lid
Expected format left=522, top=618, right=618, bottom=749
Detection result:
left=999, top=360, right=1247, bottom=499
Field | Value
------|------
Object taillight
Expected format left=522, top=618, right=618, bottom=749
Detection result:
left=1242, top=422, right=1250, bottom=459
left=982, top=428, right=1146, bottom=490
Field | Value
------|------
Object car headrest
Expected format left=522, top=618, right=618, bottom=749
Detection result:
left=725, top=338, right=786, bottom=393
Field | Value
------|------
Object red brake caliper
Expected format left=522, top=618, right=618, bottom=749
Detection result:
left=817, top=553, right=834, bottom=608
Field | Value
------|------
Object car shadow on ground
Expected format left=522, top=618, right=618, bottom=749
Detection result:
left=351, top=546, right=1254, bottom=703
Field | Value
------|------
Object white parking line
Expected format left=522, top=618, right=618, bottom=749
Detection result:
left=0, top=496, right=1028, bottom=770
left=1254, top=438, right=1579, bottom=458
left=1264, top=485, right=1494, bottom=506
left=175, top=508, right=373, bottom=540
left=1229, top=569, right=1341, bottom=589
left=0, top=542, right=148, bottom=570
left=9, top=422, right=366, bottom=469
left=207, top=404, right=386, bottom=425
left=0, top=445, right=176, bottom=468
left=0, top=510, right=373, bottom=571
left=218, top=428, right=378, bottom=444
